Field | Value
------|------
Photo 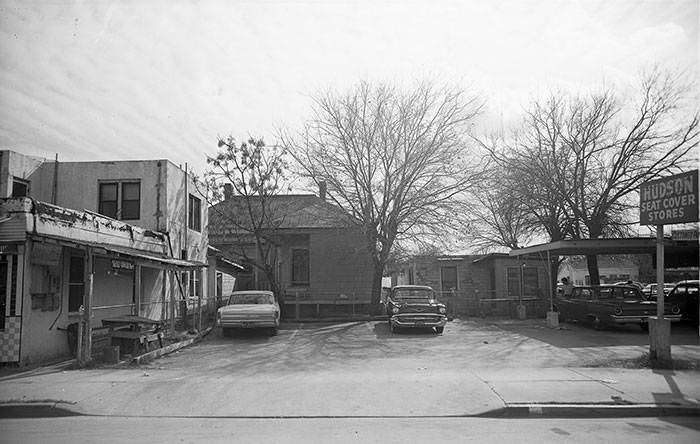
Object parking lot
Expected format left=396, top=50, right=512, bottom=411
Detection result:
left=152, top=317, right=700, bottom=374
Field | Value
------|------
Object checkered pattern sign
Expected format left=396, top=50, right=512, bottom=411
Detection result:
left=1, top=317, right=21, bottom=363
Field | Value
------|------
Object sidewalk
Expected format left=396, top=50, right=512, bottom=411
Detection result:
left=1, top=365, right=698, bottom=418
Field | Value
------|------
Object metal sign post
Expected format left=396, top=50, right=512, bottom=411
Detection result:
left=640, top=170, right=699, bottom=368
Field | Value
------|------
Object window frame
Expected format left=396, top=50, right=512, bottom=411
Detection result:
left=440, top=266, right=458, bottom=292
left=291, top=248, right=310, bottom=286
left=98, top=181, right=141, bottom=221
left=11, top=178, right=29, bottom=198
left=188, top=194, right=201, bottom=232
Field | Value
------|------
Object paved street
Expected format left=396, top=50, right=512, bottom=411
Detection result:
left=1, top=318, right=699, bottom=441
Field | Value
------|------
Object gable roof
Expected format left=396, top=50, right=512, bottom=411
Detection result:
left=208, top=194, right=356, bottom=235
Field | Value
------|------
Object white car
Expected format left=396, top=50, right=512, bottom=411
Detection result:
left=217, top=290, right=280, bottom=336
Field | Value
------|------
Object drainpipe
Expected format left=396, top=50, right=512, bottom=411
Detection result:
left=51, top=153, right=59, bottom=205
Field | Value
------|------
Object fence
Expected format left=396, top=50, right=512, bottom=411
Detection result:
left=436, top=289, right=550, bottom=319
left=280, top=289, right=371, bottom=320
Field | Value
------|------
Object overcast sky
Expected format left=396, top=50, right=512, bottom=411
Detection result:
left=1, top=0, right=697, bottom=174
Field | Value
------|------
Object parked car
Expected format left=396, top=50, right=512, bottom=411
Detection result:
left=385, top=285, right=447, bottom=334
left=641, top=283, right=676, bottom=299
left=217, top=290, right=280, bottom=336
left=666, top=280, right=699, bottom=325
left=555, top=284, right=682, bottom=330
left=612, top=280, right=645, bottom=291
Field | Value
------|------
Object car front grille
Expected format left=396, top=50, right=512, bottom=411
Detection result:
left=396, top=314, right=443, bottom=323
left=400, top=305, right=438, bottom=314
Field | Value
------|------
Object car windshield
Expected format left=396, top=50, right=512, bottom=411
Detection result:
left=392, top=288, right=434, bottom=302
left=228, top=293, right=274, bottom=305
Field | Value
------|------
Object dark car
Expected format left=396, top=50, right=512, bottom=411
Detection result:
left=385, top=285, right=447, bottom=334
left=666, top=280, right=699, bottom=325
left=556, top=284, right=682, bottom=330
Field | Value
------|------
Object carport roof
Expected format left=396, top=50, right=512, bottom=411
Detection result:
left=508, top=237, right=698, bottom=258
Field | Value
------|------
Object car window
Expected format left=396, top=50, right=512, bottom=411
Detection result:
left=228, top=294, right=273, bottom=305
left=392, top=288, right=434, bottom=301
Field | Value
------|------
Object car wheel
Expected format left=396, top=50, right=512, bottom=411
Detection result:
left=639, top=323, right=649, bottom=332
left=435, top=326, right=444, bottom=334
left=270, top=327, right=278, bottom=336
left=390, top=323, right=396, bottom=334
left=591, top=317, right=603, bottom=330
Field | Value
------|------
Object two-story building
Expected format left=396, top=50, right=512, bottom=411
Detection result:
left=0, top=150, right=219, bottom=365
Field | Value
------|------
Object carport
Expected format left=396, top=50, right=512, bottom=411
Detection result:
left=508, top=237, right=698, bottom=337
left=509, top=237, right=698, bottom=301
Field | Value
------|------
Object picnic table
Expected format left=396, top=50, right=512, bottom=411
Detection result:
left=101, top=315, right=164, bottom=356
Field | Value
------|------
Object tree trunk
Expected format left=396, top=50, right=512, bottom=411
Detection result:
left=368, top=263, right=384, bottom=314
left=586, top=254, right=600, bottom=285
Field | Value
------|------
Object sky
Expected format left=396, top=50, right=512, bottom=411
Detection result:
left=0, top=0, right=697, bottom=175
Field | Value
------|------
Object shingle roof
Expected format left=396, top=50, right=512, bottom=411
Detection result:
left=208, top=194, right=355, bottom=235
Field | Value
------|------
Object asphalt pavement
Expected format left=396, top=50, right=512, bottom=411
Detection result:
left=0, top=318, right=698, bottom=420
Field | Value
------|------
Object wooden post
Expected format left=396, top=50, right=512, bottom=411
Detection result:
left=295, top=291, right=299, bottom=321
left=135, top=264, right=142, bottom=317
left=161, top=269, right=166, bottom=321
left=85, top=250, right=94, bottom=363
left=169, top=270, right=176, bottom=332
left=76, top=306, right=84, bottom=366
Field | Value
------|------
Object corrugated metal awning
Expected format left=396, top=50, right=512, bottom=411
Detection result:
left=30, top=234, right=207, bottom=269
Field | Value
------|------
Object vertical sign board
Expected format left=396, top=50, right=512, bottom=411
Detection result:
left=639, top=169, right=699, bottom=353
left=640, top=170, right=699, bottom=225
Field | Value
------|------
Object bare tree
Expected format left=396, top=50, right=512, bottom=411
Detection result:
left=481, top=68, right=699, bottom=284
left=281, top=80, right=485, bottom=309
left=201, top=136, right=290, bottom=297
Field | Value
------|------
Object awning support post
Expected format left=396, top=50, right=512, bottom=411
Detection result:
left=649, top=224, right=671, bottom=368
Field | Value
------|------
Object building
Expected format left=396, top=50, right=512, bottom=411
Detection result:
left=0, top=150, right=222, bottom=365
left=390, top=253, right=553, bottom=318
left=558, top=255, right=640, bottom=286
left=209, top=193, right=375, bottom=319
left=0, top=198, right=206, bottom=365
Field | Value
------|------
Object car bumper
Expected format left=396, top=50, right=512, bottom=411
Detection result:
left=611, top=314, right=683, bottom=324
left=218, top=320, right=279, bottom=328
left=390, top=314, right=447, bottom=328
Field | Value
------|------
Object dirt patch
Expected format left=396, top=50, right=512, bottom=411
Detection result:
left=584, top=352, right=700, bottom=370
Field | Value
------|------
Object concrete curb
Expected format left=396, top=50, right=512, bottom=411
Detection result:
left=479, top=403, right=700, bottom=418
left=130, top=326, right=213, bottom=365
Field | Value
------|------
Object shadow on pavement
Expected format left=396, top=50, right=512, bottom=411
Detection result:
left=493, top=319, right=699, bottom=349
left=655, top=370, right=700, bottom=432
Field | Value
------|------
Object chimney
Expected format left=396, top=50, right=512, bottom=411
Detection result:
left=223, top=183, right=233, bottom=200
left=318, top=181, right=327, bottom=201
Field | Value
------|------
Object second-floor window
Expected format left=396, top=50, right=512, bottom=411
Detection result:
left=99, top=181, right=140, bottom=220
left=188, top=194, right=201, bottom=231
left=11, top=178, right=29, bottom=197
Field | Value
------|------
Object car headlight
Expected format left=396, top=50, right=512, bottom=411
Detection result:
left=439, top=306, right=446, bottom=314
left=392, top=307, right=400, bottom=314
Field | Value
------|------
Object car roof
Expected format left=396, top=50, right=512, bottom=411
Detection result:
left=674, top=280, right=699, bottom=286
left=574, top=285, right=639, bottom=289
left=230, top=290, right=275, bottom=295
left=391, top=285, right=434, bottom=290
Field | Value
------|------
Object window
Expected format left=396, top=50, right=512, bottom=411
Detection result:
left=291, top=249, right=309, bottom=285
left=99, top=181, right=140, bottom=220
left=188, top=194, right=201, bottom=231
left=440, top=266, right=458, bottom=291
left=189, top=269, right=202, bottom=299
left=68, top=255, right=84, bottom=312
left=11, top=179, right=29, bottom=197
left=507, top=266, right=539, bottom=296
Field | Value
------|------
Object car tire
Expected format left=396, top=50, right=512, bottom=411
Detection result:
left=270, top=327, right=278, bottom=336
left=639, top=323, right=649, bottom=332
left=435, top=326, right=444, bottom=334
left=389, top=323, right=396, bottom=334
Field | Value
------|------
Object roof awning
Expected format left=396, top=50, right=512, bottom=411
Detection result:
left=30, top=234, right=207, bottom=269
left=509, top=237, right=698, bottom=259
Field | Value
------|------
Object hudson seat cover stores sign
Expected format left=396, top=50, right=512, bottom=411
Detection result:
left=639, top=170, right=699, bottom=225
